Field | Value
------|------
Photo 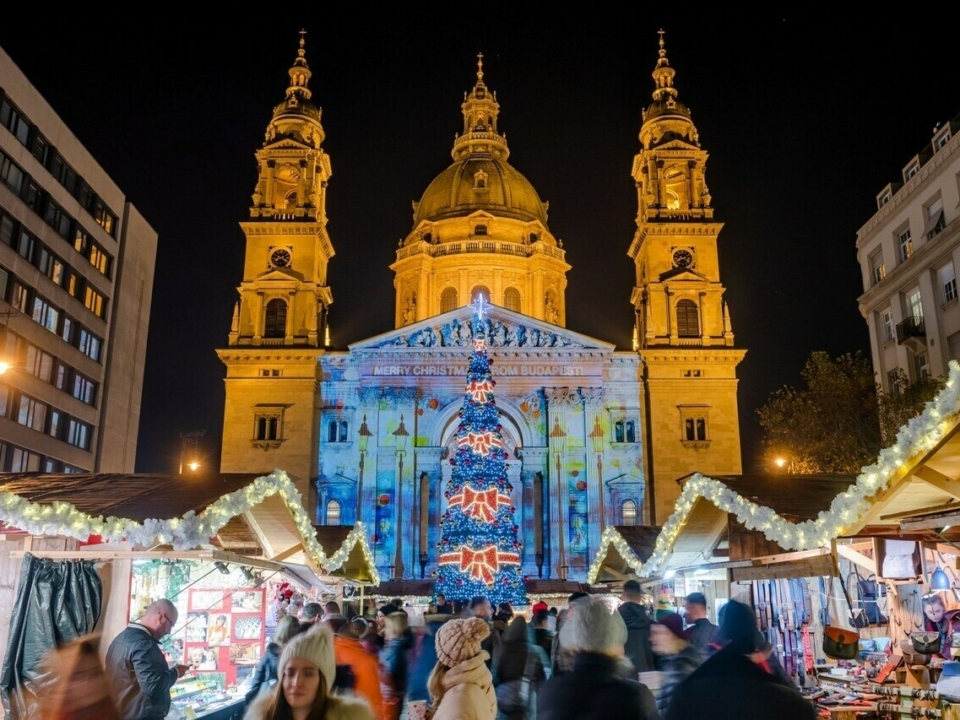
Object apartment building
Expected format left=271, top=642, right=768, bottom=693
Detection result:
left=857, top=113, right=960, bottom=393
left=0, top=47, right=157, bottom=472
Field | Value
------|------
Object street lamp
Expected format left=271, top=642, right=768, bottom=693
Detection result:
left=179, top=429, right=206, bottom=474
left=549, top=417, right=567, bottom=580
left=356, top=414, right=373, bottom=521
left=392, top=415, right=410, bottom=578
left=589, top=414, right=606, bottom=533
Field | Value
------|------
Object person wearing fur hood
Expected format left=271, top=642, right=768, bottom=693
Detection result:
left=427, top=617, right=498, bottom=720
left=244, top=624, right=374, bottom=720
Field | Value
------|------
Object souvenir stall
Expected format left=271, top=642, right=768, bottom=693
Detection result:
left=0, top=470, right=378, bottom=720
left=584, top=363, right=960, bottom=718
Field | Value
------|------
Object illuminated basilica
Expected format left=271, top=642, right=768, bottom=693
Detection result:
left=217, top=33, right=746, bottom=582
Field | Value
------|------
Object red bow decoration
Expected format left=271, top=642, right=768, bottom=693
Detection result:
left=457, top=431, right=501, bottom=456
left=448, top=485, right=510, bottom=522
left=439, top=544, right=520, bottom=586
left=467, top=379, right=494, bottom=403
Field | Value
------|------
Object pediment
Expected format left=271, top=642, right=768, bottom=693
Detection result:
left=659, top=266, right=708, bottom=282
left=349, top=305, right=615, bottom=352
left=255, top=267, right=304, bottom=282
left=263, top=138, right=312, bottom=152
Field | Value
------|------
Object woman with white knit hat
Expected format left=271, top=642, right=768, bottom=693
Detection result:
left=245, top=624, right=375, bottom=720
left=427, top=616, right=497, bottom=720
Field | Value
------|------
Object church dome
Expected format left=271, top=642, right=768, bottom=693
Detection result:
left=414, top=156, right=548, bottom=224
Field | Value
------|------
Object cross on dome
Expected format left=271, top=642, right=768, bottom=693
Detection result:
left=469, top=293, right=489, bottom=320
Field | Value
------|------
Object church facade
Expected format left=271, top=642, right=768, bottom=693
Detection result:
left=217, top=34, right=745, bottom=583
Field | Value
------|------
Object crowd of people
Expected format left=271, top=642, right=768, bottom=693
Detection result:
left=35, top=586, right=820, bottom=720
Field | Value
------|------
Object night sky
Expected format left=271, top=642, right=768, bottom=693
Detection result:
left=1, top=15, right=957, bottom=475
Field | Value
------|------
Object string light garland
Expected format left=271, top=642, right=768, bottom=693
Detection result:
left=435, top=303, right=526, bottom=605
left=588, top=360, right=960, bottom=583
left=0, top=469, right=379, bottom=584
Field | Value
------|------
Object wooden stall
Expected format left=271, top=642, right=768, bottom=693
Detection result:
left=0, top=469, right=377, bottom=719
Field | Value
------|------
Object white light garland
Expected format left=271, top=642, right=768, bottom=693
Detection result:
left=588, top=360, right=960, bottom=583
left=0, top=469, right=379, bottom=584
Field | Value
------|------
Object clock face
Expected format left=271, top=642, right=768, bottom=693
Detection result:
left=270, top=249, right=291, bottom=268
left=673, top=249, right=694, bottom=268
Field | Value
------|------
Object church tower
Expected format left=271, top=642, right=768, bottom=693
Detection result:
left=217, top=33, right=331, bottom=506
left=629, top=32, right=746, bottom=523
left=390, top=55, right=570, bottom=327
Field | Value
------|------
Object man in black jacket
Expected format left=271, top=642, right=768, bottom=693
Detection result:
left=105, top=599, right=188, bottom=720
left=618, top=580, right=654, bottom=674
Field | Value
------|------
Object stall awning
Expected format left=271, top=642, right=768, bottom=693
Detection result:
left=0, top=470, right=380, bottom=585
left=312, top=525, right=378, bottom=584
left=588, top=526, right=661, bottom=584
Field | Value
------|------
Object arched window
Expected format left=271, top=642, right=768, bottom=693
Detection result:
left=625, top=421, right=636, bottom=443
left=614, top=421, right=625, bottom=443
left=503, top=287, right=521, bottom=312
left=284, top=190, right=297, bottom=209
left=338, top=420, right=348, bottom=442
left=621, top=500, right=637, bottom=526
left=264, top=299, right=287, bottom=338
left=471, top=286, right=491, bottom=303
left=440, top=288, right=458, bottom=313
left=255, top=414, right=279, bottom=441
left=326, top=500, right=341, bottom=525
left=327, top=421, right=338, bottom=443
left=676, top=299, right=699, bottom=338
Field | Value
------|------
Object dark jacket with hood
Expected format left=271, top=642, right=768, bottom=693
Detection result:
left=617, top=601, right=654, bottom=673
left=665, top=600, right=814, bottom=720
left=537, top=652, right=660, bottom=720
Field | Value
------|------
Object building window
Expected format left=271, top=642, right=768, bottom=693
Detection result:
left=326, top=420, right=349, bottom=443
left=9, top=446, right=41, bottom=472
left=72, top=374, right=97, bottom=405
left=904, top=161, right=920, bottom=181
left=680, top=406, right=710, bottom=445
left=66, top=419, right=91, bottom=450
left=326, top=500, right=341, bottom=525
left=621, top=500, right=638, bottom=526
left=77, top=329, right=102, bottom=362
left=612, top=419, right=639, bottom=444
left=503, top=287, right=521, bottom=312
left=254, top=413, right=281, bottom=441
left=17, top=395, right=47, bottom=432
left=869, top=249, right=886, bottom=286
left=906, top=287, right=923, bottom=320
left=440, top=288, right=458, bottom=313
left=43, top=200, right=73, bottom=240
left=898, top=228, right=913, bottom=262
left=676, top=299, right=699, bottom=337
left=924, top=198, right=945, bottom=240
left=936, top=130, right=951, bottom=150
left=948, top=331, right=960, bottom=362
left=914, top=352, right=931, bottom=380
left=38, top=248, right=65, bottom=286
left=471, top=286, right=491, bottom=304
left=887, top=369, right=902, bottom=398
left=474, top=225, right=488, bottom=236
left=48, top=410, right=61, bottom=439
left=259, top=369, right=282, bottom=377
left=264, top=299, right=287, bottom=338
left=83, top=286, right=106, bottom=318
left=17, top=229, right=37, bottom=263
left=940, top=262, right=958, bottom=304
left=25, top=345, right=54, bottom=383
left=881, top=309, right=894, bottom=343
left=0, top=98, right=32, bottom=147
left=0, top=152, right=24, bottom=195
left=31, top=296, right=60, bottom=334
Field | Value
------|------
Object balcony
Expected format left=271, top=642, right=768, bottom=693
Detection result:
left=896, top=315, right=927, bottom=352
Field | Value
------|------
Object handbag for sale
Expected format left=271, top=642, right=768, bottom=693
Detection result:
left=823, top=625, right=860, bottom=660
left=911, top=631, right=942, bottom=654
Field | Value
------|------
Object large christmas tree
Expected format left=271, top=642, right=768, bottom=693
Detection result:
left=435, top=298, right=526, bottom=606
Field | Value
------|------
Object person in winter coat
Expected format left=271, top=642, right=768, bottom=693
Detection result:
left=405, top=613, right=452, bottom=716
left=247, top=616, right=308, bottom=706
left=649, top=613, right=702, bottom=717
left=664, top=600, right=814, bottom=720
left=537, top=600, right=660, bottom=720
left=492, top=616, right=547, bottom=720
left=427, top=617, right=497, bottom=720
left=617, top=580, right=654, bottom=674
left=244, top=624, right=375, bottom=720
left=331, top=621, right=383, bottom=719
left=379, top=612, right=411, bottom=720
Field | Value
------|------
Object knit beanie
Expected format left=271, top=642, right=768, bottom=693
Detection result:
left=435, top=617, right=490, bottom=667
left=278, top=623, right=336, bottom=691
left=559, top=600, right=627, bottom=654
left=657, top=612, right=686, bottom=641
left=531, top=601, right=548, bottom=614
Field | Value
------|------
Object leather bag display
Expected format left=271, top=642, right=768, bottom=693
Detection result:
left=823, top=626, right=860, bottom=660
left=910, top=631, right=942, bottom=654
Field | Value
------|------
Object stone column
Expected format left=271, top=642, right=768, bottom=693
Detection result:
left=544, top=387, right=578, bottom=579
left=517, top=448, right=547, bottom=577
left=415, top=446, right=444, bottom=578
left=579, top=387, right=606, bottom=566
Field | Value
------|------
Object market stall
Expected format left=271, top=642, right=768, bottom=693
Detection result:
left=0, top=469, right=378, bottom=719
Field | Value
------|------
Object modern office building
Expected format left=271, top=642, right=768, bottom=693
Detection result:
left=218, top=35, right=745, bottom=582
left=0, top=46, right=158, bottom=472
left=857, top=112, right=960, bottom=393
